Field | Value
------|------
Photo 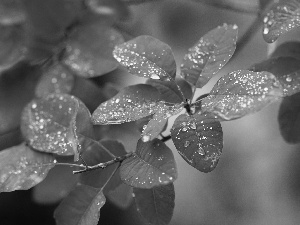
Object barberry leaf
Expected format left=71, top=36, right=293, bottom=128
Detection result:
left=113, top=35, right=176, bottom=81
left=171, top=112, right=223, bottom=173
left=63, top=21, right=124, bottom=77
left=133, top=183, right=175, bottom=225
left=0, top=143, right=55, bottom=192
left=21, top=94, right=94, bottom=157
left=270, top=41, right=300, bottom=59
left=120, top=139, right=177, bottom=188
left=263, top=0, right=300, bottom=43
left=278, top=92, right=300, bottom=143
left=92, top=84, right=161, bottom=125
left=35, top=63, right=75, bottom=98
left=201, top=70, right=283, bottom=121
left=141, top=102, right=183, bottom=142
left=251, top=57, right=300, bottom=96
left=180, top=24, right=238, bottom=88
left=54, top=184, right=105, bottom=225
left=0, top=0, right=26, bottom=25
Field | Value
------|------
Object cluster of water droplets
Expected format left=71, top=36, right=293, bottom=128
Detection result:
left=277, top=71, right=300, bottom=96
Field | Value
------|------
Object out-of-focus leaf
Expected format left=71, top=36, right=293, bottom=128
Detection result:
left=201, top=70, right=283, bottom=121
left=171, top=112, right=223, bottom=173
left=278, top=92, right=300, bottom=143
left=133, top=183, right=175, bottom=225
left=0, top=25, right=27, bottom=70
left=180, top=24, right=238, bottom=88
left=63, top=21, right=124, bottom=78
left=141, top=102, right=183, bottom=142
left=113, top=35, right=176, bottom=81
left=92, top=84, right=161, bottom=125
left=251, top=57, right=300, bottom=96
left=120, top=138, right=177, bottom=188
left=106, top=182, right=133, bottom=209
left=35, top=63, right=75, bottom=98
left=0, top=0, right=26, bottom=25
left=54, top=184, right=105, bottom=225
left=263, top=0, right=300, bottom=43
left=270, top=41, right=300, bottom=59
left=0, top=143, right=55, bottom=192
left=21, top=94, right=94, bottom=157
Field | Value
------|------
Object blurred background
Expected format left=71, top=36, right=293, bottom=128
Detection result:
left=1, top=0, right=300, bottom=225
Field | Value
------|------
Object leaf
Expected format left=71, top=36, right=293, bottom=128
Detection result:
left=251, top=57, right=300, bottom=96
left=113, top=35, right=176, bottom=81
left=270, top=41, right=300, bottom=60
left=133, top=183, right=175, bottom=225
left=201, top=70, right=283, bottom=121
left=180, top=24, right=238, bottom=88
left=54, top=184, right=105, bottom=225
left=106, top=183, right=133, bottom=209
left=21, top=94, right=94, bottom=157
left=0, top=143, right=55, bottom=192
left=120, top=138, right=177, bottom=188
left=63, top=21, right=124, bottom=77
left=0, top=0, right=26, bottom=25
left=92, top=84, right=161, bottom=125
left=35, top=63, right=75, bottom=98
left=263, top=0, right=300, bottom=43
left=141, top=102, right=183, bottom=142
left=278, top=92, right=300, bottom=143
left=171, top=112, right=223, bottom=173
left=0, top=25, right=26, bottom=70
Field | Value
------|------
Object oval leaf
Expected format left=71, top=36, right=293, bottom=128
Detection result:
left=0, top=143, right=55, bottom=192
left=113, top=35, right=176, bottom=81
left=120, top=138, right=177, bottom=188
left=63, top=21, right=124, bottom=77
left=21, top=94, right=94, bottom=156
left=92, top=84, right=161, bottom=125
left=35, top=63, right=75, bottom=98
left=106, top=183, right=133, bottom=209
left=270, top=41, right=300, bottom=60
left=54, top=184, right=105, bottom=225
left=171, top=112, right=223, bottom=173
left=263, top=0, right=300, bottom=43
left=278, top=92, right=300, bottom=143
left=202, top=70, right=283, bottom=121
left=180, top=24, right=238, bottom=88
left=133, top=183, right=175, bottom=225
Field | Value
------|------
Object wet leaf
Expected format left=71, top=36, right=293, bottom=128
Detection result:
left=141, top=102, right=183, bottom=142
left=278, top=92, right=300, bottom=143
left=176, top=78, right=193, bottom=101
left=171, top=112, right=223, bottom=173
left=92, top=84, right=161, bottom=125
left=21, top=94, right=94, bottom=157
left=251, top=57, right=300, bottom=96
left=133, top=183, right=175, bottom=225
left=54, top=184, right=105, bottom=225
left=270, top=41, right=300, bottom=59
left=180, top=24, right=238, bottom=88
left=35, top=63, right=75, bottom=98
left=0, top=0, right=26, bottom=25
left=113, top=35, right=176, bottom=81
left=0, top=25, right=27, bottom=70
left=263, top=0, right=300, bottom=43
left=0, top=143, right=55, bottom=192
left=120, top=139, right=177, bottom=188
left=201, top=70, right=283, bottom=121
left=63, top=21, right=124, bottom=77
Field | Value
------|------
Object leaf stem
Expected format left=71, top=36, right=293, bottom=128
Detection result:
left=160, top=134, right=171, bottom=142
left=73, top=152, right=134, bottom=174
left=55, top=163, right=87, bottom=169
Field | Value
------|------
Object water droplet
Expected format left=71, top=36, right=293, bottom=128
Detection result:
left=184, top=141, right=190, bottom=147
left=197, top=143, right=205, bottom=155
left=142, top=135, right=150, bottom=142
left=190, top=122, right=196, bottom=130
left=286, top=76, right=292, bottom=82
left=263, top=27, right=269, bottom=35
left=150, top=74, right=160, bottom=79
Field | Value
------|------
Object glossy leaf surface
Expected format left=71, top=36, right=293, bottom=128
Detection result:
left=263, top=0, right=300, bottom=43
left=35, top=63, right=75, bottom=98
left=202, top=70, right=283, bottom=121
left=54, top=184, right=105, bottom=225
left=278, top=92, right=300, bottom=143
left=113, top=35, right=176, bottom=81
left=133, top=183, right=175, bottom=225
left=21, top=94, right=94, bottom=156
left=0, top=143, right=55, bottom=192
left=180, top=24, right=238, bottom=88
left=171, top=112, right=223, bottom=173
left=92, top=84, right=161, bottom=125
left=120, top=139, right=177, bottom=188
